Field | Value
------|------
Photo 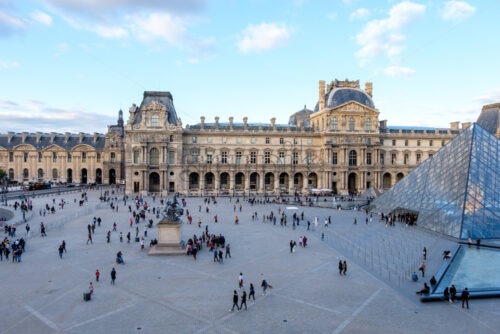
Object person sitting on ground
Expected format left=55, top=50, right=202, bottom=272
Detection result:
left=430, top=276, right=437, bottom=286
left=411, top=272, right=418, bottom=282
left=116, top=251, right=124, bottom=264
left=416, top=283, right=430, bottom=295
left=442, top=250, right=451, bottom=260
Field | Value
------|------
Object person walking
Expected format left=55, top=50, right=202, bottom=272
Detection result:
left=95, top=269, right=100, bottom=282
left=290, top=240, right=294, bottom=253
left=418, top=261, right=426, bottom=277
left=249, top=283, right=256, bottom=301
left=120, top=232, right=123, bottom=242
left=423, top=247, right=427, bottom=260
left=240, top=290, right=247, bottom=310
left=126, top=232, right=131, bottom=243
left=230, top=290, right=240, bottom=312
left=89, top=282, right=94, bottom=296
left=338, top=260, right=343, bottom=276
left=140, top=237, right=145, bottom=250
left=106, top=231, right=111, bottom=243
left=225, top=244, right=231, bottom=258
left=62, top=240, right=67, bottom=253
left=86, top=232, right=93, bottom=245
left=213, top=249, right=218, bottom=262
left=343, top=260, right=347, bottom=275
left=261, top=278, right=268, bottom=295
left=219, top=250, right=223, bottom=264
left=111, top=268, right=116, bottom=285
left=238, top=273, right=244, bottom=289
left=461, top=288, right=470, bottom=309
left=58, top=244, right=64, bottom=259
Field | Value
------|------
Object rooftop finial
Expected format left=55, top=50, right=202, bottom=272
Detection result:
left=117, top=109, right=124, bottom=127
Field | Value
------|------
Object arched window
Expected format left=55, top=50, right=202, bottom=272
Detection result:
left=133, top=150, right=140, bottom=164
left=38, top=168, right=44, bottom=179
left=8, top=168, right=14, bottom=179
left=110, top=152, right=116, bottom=163
left=349, top=150, right=357, bottom=166
left=52, top=168, right=58, bottom=179
left=150, top=148, right=159, bottom=164
left=151, top=114, right=159, bottom=127
left=349, top=117, right=355, bottom=131
left=365, top=118, right=371, bottom=131
left=23, top=168, right=29, bottom=179
left=331, top=117, right=338, bottom=130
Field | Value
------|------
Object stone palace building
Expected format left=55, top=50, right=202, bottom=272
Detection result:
left=2, top=79, right=497, bottom=196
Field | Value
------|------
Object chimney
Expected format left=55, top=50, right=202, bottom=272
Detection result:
left=200, top=116, right=205, bottom=129
left=65, top=132, right=70, bottom=143
left=270, top=117, right=276, bottom=130
left=7, top=132, right=14, bottom=143
left=215, top=116, right=219, bottom=129
left=297, top=119, right=303, bottom=128
left=229, top=117, right=234, bottom=130
left=319, top=80, right=326, bottom=110
left=243, top=117, right=248, bottom=130
left=79, top=132, right=84, bottom=143
left=50, top=132, right=56, bottom=142
left=450, top=122, right=459, bottom=131
left=22, top=132, right=28, bottom=143
left=462, top=122, right=472, bottom=130
left=93, top=132, right=99, bottom=143
left=379, top=120, right=387, bottom=129
left=36, top=132, right=42, bottom=143
left=365, top=82, right=373, bottom=97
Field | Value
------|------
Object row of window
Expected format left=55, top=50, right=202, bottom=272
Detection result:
left=8, top=167, right=105, bottom=180
left=6, top=152, right=114, bottom=163
left=384, top=139, right=445, bottom=147
left=191, top=136, right=313, bottom=145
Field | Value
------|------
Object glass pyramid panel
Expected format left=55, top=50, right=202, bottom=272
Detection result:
left=373, top=123, right=500, bottom=240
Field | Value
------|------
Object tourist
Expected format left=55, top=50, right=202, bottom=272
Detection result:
left=411, top=272, right=418, bottom=282
left=249, top=283, right=256, bottom=301
left=126, top=232, right=131, bottom=243
left=450, top=285, right=457, bottom=302
left=416, top=283, right=430, bottom=295
left=95, top=269, right=100, bottom=282
left=40, top=222, right=46, bottom=237
left=116, top=251, right=124, bottom=264
left=120, top=232, right=123, bottom=242
left=58, top=244, right=64, bottom=259
left=422, top=247, right=427, bottom=260
left=225, top=244, right=231, bottom=258
left=290, top=240, right=294, bottom=253
left=106, top=231, right=111, bottom=243
left=213, top=249, right=218, bottom=262
left=343, top=260, right=347, bottom=275
left=230, top=290, right=240, bottom=312
left=89, top=282, right=94, bottom=296
left=238, top=273, right=244, bottom=289
left=86, top=232, right=93, bottom=245
left=338, top=260, right=343, bottom=276
left=62, top=240, right=67, bottom=253
left=218, top=249, right=224, bottom=263
left=111, top=268, right=116, bottom=285
left=443, top=287, right=449, bottom=302
left=418, top=261, right=426, bottom=277
left=140, top=237, right=145, bottom=250
left=461, top=288, right=470, bottom=309
left=240, top=290, right=247, bottom=310
left=430, top=276, right=437, bottom=286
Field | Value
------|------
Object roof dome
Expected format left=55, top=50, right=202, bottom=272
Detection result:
left=289, top=105, right=313, bottom=126
left=314, top=87, right=375, bottom=111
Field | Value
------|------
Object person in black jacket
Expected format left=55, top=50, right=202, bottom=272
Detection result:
left=230, top=290, right=239, bottom=311
left=240, top=291, right=247, bottom=310
left=461, top=288, right=470, bottom=309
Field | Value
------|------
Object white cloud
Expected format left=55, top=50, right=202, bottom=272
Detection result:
left=237, top=23, right=291, bottom=54
left=327, top=12, right=337, bottom=20
left=473, top=89, right=500, bottom=105
left=0, top=60, right=20, bottom=70
left=30, top=10, right=53, bottom=26
left=442, top=1, right=476, bottom=21
left=0, top=10, right=29, bottom=36
left=383, top=65, right=416, bottom=77
left=355, top=1, right=426, bottom=65
left=350, top=8, right=370, bottom=20
left=95, top=25, right=128, bottom=38
left=127, top=13, right=187, bottom=45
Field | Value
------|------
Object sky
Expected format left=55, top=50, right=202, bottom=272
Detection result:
left=0, top=0, right=499, bottom=133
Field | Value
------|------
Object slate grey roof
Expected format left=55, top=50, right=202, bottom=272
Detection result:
left=188, top=122, right=314, bottom=132
left=0, top=133, right=106, bottom=150
left=314, top=88, right=375, bottom=111
left=133, top=91, right=179, bottom=125
left=289, top=105, right=313, bottom=126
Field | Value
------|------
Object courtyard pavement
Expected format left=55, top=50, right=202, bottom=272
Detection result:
left=1, top=189, right=499, bottom=334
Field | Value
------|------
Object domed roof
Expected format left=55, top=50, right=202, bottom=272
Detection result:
left=314, top=88, right=375, bottom=111
left=289, top=105, right=313, bottom=126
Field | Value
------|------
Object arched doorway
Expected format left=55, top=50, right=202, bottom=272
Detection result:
left=294, top=173, right=303, bottom=190
left=250, top=172, right=259, bottom=190
left=189, top=172, right=199, bottom=189
left=38, top=168, right=44, bottom=180
left=396, top=172, right=404, bottom=183
left=67, top=168, right=73, bottom=183
left=109, top=169, right=116, bottom=185
left=235, top=172, right=245, bottom=190
left=264, top=172, right=274, bottom=191
left=220, top=172, right=229, bottom=190
left=205, top=172, right=214, bottom=189
left=23, top=168, right=29, bottom=180
left=96, top=168, right=102, bottom=184
left=348, top=173, right=357, bottom=194
left=308, top=173, right=318, bottom=188
left=149, top=172, right=160, bottom=193
left=383, top=173, right=392, bottom=189
left=279, top=172, right=289, bottom=190
left=81, top=168, right=87, bottom=184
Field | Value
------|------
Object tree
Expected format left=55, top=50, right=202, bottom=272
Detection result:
left=0, top=168, right=6, bottom=181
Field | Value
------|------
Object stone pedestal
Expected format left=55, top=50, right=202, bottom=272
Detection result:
left=148, top=219, right=185, bottom=256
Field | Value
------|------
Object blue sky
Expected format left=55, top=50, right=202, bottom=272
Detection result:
left=0, top=0, right=498, bottom=133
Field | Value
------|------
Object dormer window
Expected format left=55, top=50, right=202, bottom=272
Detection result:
left=349, top=117, right=355, bottom=131
left=151, top=114, right=159, bottom=127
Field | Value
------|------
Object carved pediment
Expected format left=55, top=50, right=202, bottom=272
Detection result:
left=143, top=100, right=167, bottom=113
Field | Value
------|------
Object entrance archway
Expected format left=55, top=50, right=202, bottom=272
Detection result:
left=220, top=172, right=229, bottom=189
left=308, top=172, right=318, bottom=188
left=396, top=172, right=404, bottom=183
left=149, top=172, right=160, bottom=193
left=205, top=172, right=214, bottom=189
left=67, top=168, right=73, bottom=183
left=235, top=172, right=245, bottom=190
left=264, top=172, right=274, bottom=190
left=294, top=173, right=303, bottom=190
left=81, top=168, right=87, bottom=184
left=383, top=173, right=392, bottom=189
left=189, top=172, right=199, bottom=189
left=348, top=173, right=357, bottom=194
left=96, top=168, right=102, bottom=184
left=279, top=172, right=289, bottom=190
left=250, top=172, right=259, bottom=190
left=109, top=169, right=116, bottom=185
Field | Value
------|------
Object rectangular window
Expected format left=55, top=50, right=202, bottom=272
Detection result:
left=265, top=137, right=270, bottom=144
left=134, top=135, right=139, bottom=142
left=110, top=152, right=115, bottom=163
left=279, top=151, right=285, bottom=164
left=264, top=151, right=270, bottom=164
left=380, top=153, right=385, bottom=165
left=207, top=137, right=212, bottom=143
left=404, top=153, right=408, bottom=165
left=9, top=152, right=13, bottom=162
left=250, top=151, right=256, bottom=164
left=332, top=152, right=338, bottom=165
left=191, top=151, right=198, bottom=163
left=24, top=152, right=28, bottom=163
left=236, top=151, right=242, bottom=164
left=82, top=152, right=86, bottom=163
left=192, top=136, right=197, bottom=144
left=392, top=140, right=396, bottom=146
left=293, top=152, right=298, bottom=165
left=306, top=152, right=312, bottom=164
left=222, top=136, right=226, bottom=144
left=97, top=152, right=101, bottom=163
left=206, top=152, right=212, bottom=164
left=417, top=139, right=421, bottom=146
left=405, top=140, right=408, bottom=146
left=169, top=151, right=175, bottom=164
left=294, top=138, right=298, bottom=145
left=151, top=115, right=159, bottom=127
left=53, top=152, right=57, bottom=163
left=307, top=138, right=311, bottom=145
left=391, top=153, right=396, bottom=165
left=416, top=153, right=421, bottom=164
left=38, top=152, right=42, bottom=162
left=133, top=151, right=139, bottom=164
left=67, top=152, right=72, bottom=162
left=380, top=139, right=384, bottom=145
left=251, top=137, right=255, bottom=144
left=366, top=152, right=372, bottom=165
left=221, top=151, right=227, bottom=164
left=237, top=137, right=241, bottom=144
left=429, top=140, right=433, bottom=146
left=280, top=138, right=284, bottom=145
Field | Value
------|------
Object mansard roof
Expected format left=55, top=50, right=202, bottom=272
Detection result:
left=0, top=132, right=106, bottom=150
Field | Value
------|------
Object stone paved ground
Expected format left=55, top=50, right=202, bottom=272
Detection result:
left=1, top=189, right=500, bottom=334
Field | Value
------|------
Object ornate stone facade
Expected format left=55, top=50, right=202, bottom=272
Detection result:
left=1, top=79, right=488, bottom=195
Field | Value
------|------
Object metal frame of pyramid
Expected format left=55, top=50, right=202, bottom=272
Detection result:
left=372, top=123, right=500, bottom=240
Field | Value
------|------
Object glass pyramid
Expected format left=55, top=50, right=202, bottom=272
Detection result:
left=372, top=123, right=500, bottom=240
